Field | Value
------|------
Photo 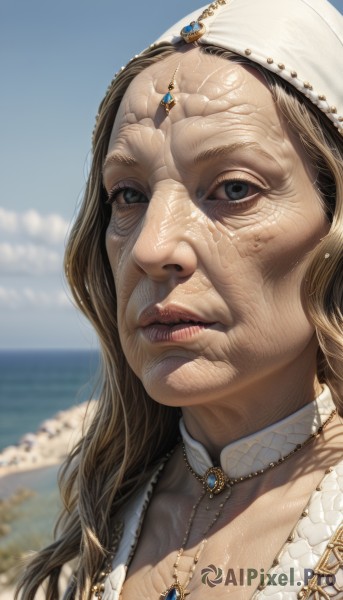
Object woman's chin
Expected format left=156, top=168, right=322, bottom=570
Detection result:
left=139, top=355, right=236, bottom=407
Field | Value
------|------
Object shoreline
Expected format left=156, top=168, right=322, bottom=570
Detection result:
left=0, top=403, right=96, bottom=597
left=0, top=401, right=96, bottom=484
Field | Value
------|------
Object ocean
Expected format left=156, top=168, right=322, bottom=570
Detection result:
left=0, top=349, right=100, bottom=451
left=0, top=349, right=100, bottom=580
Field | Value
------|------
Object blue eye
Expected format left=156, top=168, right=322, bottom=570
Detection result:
left=207, top=178, right=262, bottom=203
left=224, top=181, right=250, bottom=201
left=108, top=186, right=148, bottom=205
left=121, top=188, right=147, bottom=204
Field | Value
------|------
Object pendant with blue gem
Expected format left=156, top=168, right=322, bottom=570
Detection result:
left=204, top=466, right=227, bottom=497
left=161, top=582, right=189, bottom=600
left=160, top=66, right=179, bottom=114
left=160, top=90, right=176, bottom=114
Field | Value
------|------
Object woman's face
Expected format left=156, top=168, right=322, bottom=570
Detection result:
left=103, top=48, right=328, bottom=406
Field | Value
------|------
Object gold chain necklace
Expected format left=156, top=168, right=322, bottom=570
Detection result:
left=91, top=409, right=336, bottom=599
left=161, top=409, right=336, bottom=600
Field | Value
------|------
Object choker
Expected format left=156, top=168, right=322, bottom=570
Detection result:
left=180, top=385, right=335, bottom=482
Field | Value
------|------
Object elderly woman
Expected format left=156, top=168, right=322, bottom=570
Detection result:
left=17, top=0, right=343, bottom=599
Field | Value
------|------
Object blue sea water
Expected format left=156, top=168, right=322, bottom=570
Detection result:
left=0, top=349, right=100, bottom=451
left=0, top=350, right=100, bottom=574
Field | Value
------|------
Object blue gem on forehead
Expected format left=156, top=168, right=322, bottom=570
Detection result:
left=162, top=92, right=173, bottom=104
left=161, top=90, right=176, bottom=114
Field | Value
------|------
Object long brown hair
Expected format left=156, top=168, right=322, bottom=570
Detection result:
left=16, top=43, right=343, bottom=599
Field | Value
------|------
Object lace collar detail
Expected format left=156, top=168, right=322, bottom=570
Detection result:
left=179, top=386, right=335, bottom=479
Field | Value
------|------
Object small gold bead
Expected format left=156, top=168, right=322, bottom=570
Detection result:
left=318, top=94, right=326, bottom=101
left=278, top=63, right=285, bottom=70
left=245, top=48, right=252, bottom=56
left=326, top=467, right=333, bottom=473
left=291, top=71, right=297, bottom=78
left=327, top=543, right=334, bottom=549
left=267, top=57, right=274, bottom=64
left=272, top=558, right=280, bottom=567
left=338, top=116, right=343, bottom=121
left=302, top=509, right=309, bottom=517
left=258, top=583, right=266, bottom=590
left=316, top=485, right=322, bottom=491
left=330, top=106, right=337, bottom=113
left=287, top=534, right=295, bottom=542
left=304, top=82, right=313, bottom=90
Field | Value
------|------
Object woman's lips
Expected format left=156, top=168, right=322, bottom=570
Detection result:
left=137, top=305, right=216, bottom=343
left=142, top=322, right=215, bottom=343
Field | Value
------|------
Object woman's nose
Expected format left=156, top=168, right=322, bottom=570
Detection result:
left=131, top=199, right=198, bottom=281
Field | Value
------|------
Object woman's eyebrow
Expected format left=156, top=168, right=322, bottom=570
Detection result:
left=193, top=142, right=278, bottom=165
left=102, top=152, right=138, bottom=174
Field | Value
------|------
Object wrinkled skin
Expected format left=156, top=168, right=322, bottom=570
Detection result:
left=104, top=47, right=328, bottom=451
left=103, top=49, right=341, bottom=600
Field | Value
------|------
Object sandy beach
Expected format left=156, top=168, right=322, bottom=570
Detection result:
left=0, top=401, right=96, bottom=598
left=0, top=401, right=96, bottom=482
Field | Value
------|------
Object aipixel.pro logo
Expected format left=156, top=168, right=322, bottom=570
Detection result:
left=201, top=565, right=336, bottom=588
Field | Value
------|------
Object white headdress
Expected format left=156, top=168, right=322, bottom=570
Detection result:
left=150, top=0, right=343, bottom=133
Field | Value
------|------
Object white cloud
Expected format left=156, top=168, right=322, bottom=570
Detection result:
left=0, top=207, right=69, bottom=245
left=0, top=286, right=72, bottom=310
left=0, top=243, right=62, bottom=274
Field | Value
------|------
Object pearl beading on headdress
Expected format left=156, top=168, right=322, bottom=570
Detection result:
left=241, top=48, right=343, bottom=135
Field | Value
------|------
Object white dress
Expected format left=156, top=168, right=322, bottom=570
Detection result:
left=98, top=386, right=343, bottom=600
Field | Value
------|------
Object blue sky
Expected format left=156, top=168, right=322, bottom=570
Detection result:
left=1, top=0, right=342, bottom=349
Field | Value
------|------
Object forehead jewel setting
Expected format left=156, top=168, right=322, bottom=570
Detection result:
left=160, top=66, right=179, bottom=114
left=180, top=0, right=227, bottom=43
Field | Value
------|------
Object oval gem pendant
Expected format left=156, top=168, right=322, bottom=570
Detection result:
left=204, top=466, right=227, bottom=495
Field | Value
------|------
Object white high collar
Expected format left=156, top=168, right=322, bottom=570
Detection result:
left=180, top=385, right=335, bottom=479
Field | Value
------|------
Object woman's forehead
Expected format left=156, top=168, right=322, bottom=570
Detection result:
left=106, top=48, right=296, bottom=171
left=111, top=49, right=283, bottom=128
